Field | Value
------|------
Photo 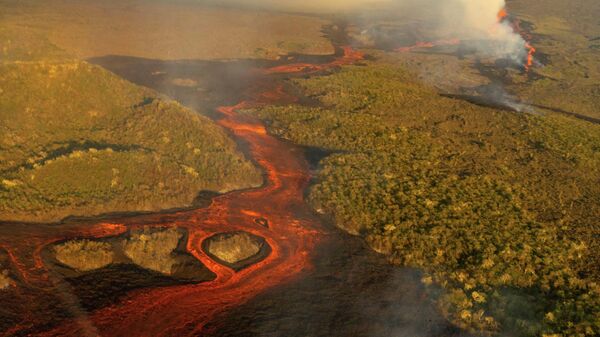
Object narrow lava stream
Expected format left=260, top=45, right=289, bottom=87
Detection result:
left=0, top=47, right=363, bottom=337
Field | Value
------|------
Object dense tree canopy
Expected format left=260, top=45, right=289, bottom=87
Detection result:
left=246, top=64, right=600, bottom=336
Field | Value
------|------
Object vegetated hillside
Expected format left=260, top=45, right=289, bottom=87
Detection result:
left=1, top=0, right=334, bottom=61
left=0, top=26, right=262, bottom=222
left=244, top=64, right=600, bottom=336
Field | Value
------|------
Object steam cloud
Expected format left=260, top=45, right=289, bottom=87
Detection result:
left=211, top=0, right=529, bottom=63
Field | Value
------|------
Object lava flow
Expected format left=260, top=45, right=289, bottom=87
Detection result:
left=0, top=47, right=363, bottom=337
left=264, top=46, right=364, bottom=74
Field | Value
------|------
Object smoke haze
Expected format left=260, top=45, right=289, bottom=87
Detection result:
left=212, top=0, right=529, bottom=63
left=207, top=0, right=392, bottom=12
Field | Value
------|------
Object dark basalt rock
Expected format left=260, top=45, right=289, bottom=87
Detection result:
left=42, top=227, right=216, bottom=311
left=63, top=263, right=214, bottom=312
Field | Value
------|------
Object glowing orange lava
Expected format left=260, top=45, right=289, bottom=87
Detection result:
left=1, top=47, right=364, bottom=337
left=265, top=46, right=363, bottom=75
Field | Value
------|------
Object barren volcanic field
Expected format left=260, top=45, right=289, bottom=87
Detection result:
left=1, top=0, right=599, bottom=337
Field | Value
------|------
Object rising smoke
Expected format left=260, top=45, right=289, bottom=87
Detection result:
left=420, top=0, right=528, bottom=61
left=211, top=0, right=529, bottom=64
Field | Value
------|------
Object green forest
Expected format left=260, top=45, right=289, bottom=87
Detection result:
left=244, top=64, right=600, bottom=336
left=0, top=25, right=262, bottom=222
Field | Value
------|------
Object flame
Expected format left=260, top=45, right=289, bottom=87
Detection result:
left=396, top=8, right=536, bottom=72
left=525, top=42, right=536, bottom=70
left=497, top=7, right=536, bottom=71
left=3, top=47, right=364, bottom=336
left=497, top=8, right=508, bottom=21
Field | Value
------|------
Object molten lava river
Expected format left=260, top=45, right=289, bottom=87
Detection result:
left=0, top=46, right=465, bottom=337
left=0, top=48, right=405, bottom=337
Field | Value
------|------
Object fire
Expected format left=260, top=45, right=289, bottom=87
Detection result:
left=497, top=8, right=508, bottom=21
left=525, top=42, right=536, bottom=70
left=497, top=7, right=537, bottom=71
left=395, top=7, right=536, bottom=72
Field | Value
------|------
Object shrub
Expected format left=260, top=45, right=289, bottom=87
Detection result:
left=245, top=64, right=600, bottom=336
left=123, top=227, right=182, bottom=275
left=53, top=239, right=114, bottom=272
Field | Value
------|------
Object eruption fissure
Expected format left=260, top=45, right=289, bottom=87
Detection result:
left=496, top=6, right=537, bottom=70
left=394, top=3, right=536, bottom=71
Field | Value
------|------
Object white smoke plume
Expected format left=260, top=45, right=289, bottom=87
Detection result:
left=433, top=0, right=528, bottom=60
left=210, top=0, right=529, bottom=63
